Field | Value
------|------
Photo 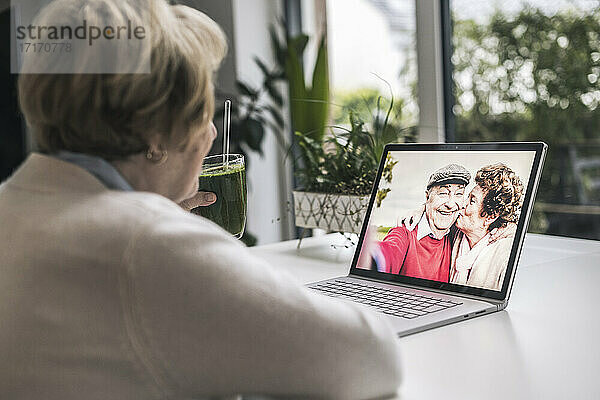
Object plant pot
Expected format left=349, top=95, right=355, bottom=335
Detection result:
left=292, top=191, right=370, bottom=234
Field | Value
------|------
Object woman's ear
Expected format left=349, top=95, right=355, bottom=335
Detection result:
left=146, top=133, right=166, bottom=152
left=144, top=134, right=169, bottom=165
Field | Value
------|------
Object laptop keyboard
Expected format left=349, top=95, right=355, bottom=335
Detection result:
left=310, top=280, right=463, bottom=319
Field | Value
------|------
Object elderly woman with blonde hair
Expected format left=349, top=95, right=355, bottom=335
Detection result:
left=0, top=1, right=401, bottom=398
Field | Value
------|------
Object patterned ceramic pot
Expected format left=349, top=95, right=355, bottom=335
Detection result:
left=292, top=191, right=370, bottom=234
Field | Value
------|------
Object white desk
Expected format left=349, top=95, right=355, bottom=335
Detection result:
left=250, top=233, right=600, bottom=400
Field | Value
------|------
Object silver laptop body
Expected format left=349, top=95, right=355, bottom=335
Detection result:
left=308, top=143, right=547, bottom=337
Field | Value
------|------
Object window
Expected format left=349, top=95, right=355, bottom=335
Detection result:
left=449, top=0, right=600, bottom=240
left=326, top=0, right=419, bottom=135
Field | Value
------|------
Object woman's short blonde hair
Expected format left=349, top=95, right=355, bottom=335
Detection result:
left=18, top=0, right=227, bottom=160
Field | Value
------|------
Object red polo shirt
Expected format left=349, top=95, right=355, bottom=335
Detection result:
left=376, top=223, right=454, bottom=282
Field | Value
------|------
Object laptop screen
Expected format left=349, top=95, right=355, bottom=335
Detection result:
left=352, top=144, right=544, bottom=300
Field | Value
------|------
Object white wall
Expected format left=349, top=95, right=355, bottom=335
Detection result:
left=232, top=0, right=295, bottom=244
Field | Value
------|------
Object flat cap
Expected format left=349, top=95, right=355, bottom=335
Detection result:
left=427, top=163, right=471, bottom=189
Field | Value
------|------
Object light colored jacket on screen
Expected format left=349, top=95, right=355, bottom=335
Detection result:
left=450, top=231, right=512, bottom=291
left=0, top=153, right=401, bottom=400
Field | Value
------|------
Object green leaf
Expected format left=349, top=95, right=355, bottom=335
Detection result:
left=265, top=79, right=284, bottom=107
left=285, top=35, right=308, bottom=138
left=269, top=25, right=286, bottom=67
left=266, top=104, right=285, bottom=128
left=306, top=35, right=330, bottom=143
left=236, top=81, right=258, bottom=98
left=289, top=34, right=309, bottom=57
left=254, top=56, right=271, bottom=78
left=245, top=118, right=265, bottom=155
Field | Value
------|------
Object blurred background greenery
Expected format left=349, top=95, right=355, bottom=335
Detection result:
left=451, top=5, right=600, bottom=239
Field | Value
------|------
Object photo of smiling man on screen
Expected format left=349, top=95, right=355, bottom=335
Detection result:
left=373, top=163, right=470, bottom=281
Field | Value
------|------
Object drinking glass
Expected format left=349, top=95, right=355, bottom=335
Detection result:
left=191, top=154, right=247, bottom=239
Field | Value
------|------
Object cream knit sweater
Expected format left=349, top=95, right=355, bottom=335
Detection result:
left=450, top=231, right=513, bottom=291
left=0, top=154, right=401, bottom=400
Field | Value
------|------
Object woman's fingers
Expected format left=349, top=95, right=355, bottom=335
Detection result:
left=179, top=191, right=217, bottom=211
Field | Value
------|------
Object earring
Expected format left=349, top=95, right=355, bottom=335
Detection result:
left=146, top=148, right=168, bottom=165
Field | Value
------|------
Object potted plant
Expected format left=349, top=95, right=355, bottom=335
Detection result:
left=292, top=95, right=416, bottom=235
left=267, top=26, right=415, bottom=235
left=264, top=24, right=416, bottom=235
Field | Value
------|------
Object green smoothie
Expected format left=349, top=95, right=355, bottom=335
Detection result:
left=192, top=163, right=247, bottom=238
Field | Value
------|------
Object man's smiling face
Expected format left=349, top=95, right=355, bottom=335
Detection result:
left=424, top=183, right=466, bottom=234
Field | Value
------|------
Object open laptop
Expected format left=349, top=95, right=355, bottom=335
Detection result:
left=308, top=142, right=547, bottom=336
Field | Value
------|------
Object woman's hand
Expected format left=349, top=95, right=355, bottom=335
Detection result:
left=179, top=191, right=217, bottom=212
left=489, top=222, right=517, bottom=243
left=396, top=204, right=425, bottom=231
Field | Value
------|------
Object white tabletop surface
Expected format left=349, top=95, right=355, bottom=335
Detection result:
left=249, top=233, right=600, bottom=400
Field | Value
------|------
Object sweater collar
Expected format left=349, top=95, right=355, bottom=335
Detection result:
left=52, top=151, right=133, bottom=191
left=416, top=213, right=451, bottom=241
left=416, top=214, right=435, bottom=240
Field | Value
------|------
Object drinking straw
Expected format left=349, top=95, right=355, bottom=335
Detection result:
left=223, top=99, right=231, bottom=168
